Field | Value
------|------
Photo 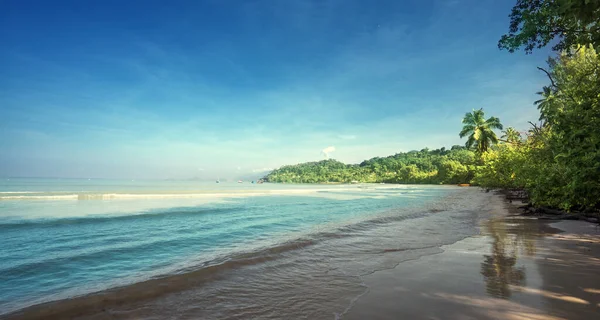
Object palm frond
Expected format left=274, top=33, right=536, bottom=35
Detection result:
left=485, top=116, right=503, bottom=130
left=462, top=112, right=475, bottom=125
left=489, top=134, right=499, bottom=145
left=459, top=125, right=475, bottom=138
left=473, top=108, right=485, bottom=122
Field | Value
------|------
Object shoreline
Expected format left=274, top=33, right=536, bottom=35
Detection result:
left=3, top=190, right=599, bottom=319
left=496, top=189, right=600, bottom=224
left=345, top=193, right=600, bottom=319
left=0, top=183, right=428, bottom=201
left=1, top=185, right=466, bottom=319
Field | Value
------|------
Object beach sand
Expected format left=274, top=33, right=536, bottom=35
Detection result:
left=345, top=196, right=600, bottom=320
left=3, top=192, right=600, bottom=320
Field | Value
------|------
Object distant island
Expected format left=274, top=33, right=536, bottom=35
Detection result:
left=263, top=146, right=476, bottom=185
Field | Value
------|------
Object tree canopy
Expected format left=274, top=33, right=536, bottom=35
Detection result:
left=498, top=0, right=600, bottom=54
left=264, top=147, right=477, bottom=185
left=488, top=1, right=599, bottom=211
left=459, top=109, right=503, bottom=153
left=474, top=46, right=600, bottom=211
left=501, top=127, right=522, bottom=144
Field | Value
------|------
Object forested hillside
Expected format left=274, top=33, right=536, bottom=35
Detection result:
left=264, top=147, right=476, bottom=184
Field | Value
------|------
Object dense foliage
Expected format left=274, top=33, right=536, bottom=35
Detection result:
left=264, top=147, right=477, bottom=184
left=474, top=47, right=600, bottom=211
left=481, top=0, right=600, bottom=212
left=498, top=0, right=600, bottom=54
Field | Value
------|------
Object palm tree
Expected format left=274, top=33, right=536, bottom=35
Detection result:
left=501, top=127, right=522, bottom=144
left=459, top=109, right=503, bottom=153
left=534, top=86, right=556, bottom=121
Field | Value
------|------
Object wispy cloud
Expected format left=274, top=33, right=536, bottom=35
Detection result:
left=321, top=146, right=336, bottom=159
left=0, top=0, right=550, bottom=178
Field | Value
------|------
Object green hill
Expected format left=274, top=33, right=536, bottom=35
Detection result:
left=264, top=146, right=476, bottom=184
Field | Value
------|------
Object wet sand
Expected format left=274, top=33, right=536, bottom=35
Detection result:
left=3, top=191, right=600, bottom=320
left=345, top=196, right=600, bottom=320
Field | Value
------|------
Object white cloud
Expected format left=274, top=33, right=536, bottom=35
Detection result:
left=321, top=146, right=336, bottom=159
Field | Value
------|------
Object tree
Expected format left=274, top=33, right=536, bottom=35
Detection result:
left=472, top=143, right=531, bottom=189
left=437, top=159, right=470, bottom=184
left=534, top=85, right=556, bottom=120
left=501, top=127, right=522, bottom=144
left=498, top=0, right=600, bottom=54
left=459, top=109, right=504, bottom=154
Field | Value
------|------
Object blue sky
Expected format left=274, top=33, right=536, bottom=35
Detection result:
left=1, top=0, right=551, bottom=179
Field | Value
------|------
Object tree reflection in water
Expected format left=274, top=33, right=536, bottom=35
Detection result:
left=480, top=218, right=542, bottom=298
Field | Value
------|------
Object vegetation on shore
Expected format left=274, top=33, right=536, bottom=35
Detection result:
left=475, top=0, right=600, bottom=212
left=264, top=147, right=477, bottom=184
left=266, top=0, right=599, bottom=213
left=474, top=46, right=599, bottom=212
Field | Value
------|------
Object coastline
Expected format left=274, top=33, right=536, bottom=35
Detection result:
left=0, top=183, right=415, bottom=201
left=3, top=190, right=599, bottom=320
left=345, top=193, right=600, bottom=319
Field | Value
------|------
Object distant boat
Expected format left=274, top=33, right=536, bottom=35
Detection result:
left=216, top=179, right=220, bottom=183
left=238, top=180, right=243, bottom=183
left=251, top=180, right=255, bottom=184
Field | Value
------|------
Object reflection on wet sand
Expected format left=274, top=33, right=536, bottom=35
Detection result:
left=345, top=196, right=600, bottom=320
left=480, top=218, right=551, bottom=298
left=534, top=221, right=600, bottom=319
left=478, top=217, right=600, bottom=319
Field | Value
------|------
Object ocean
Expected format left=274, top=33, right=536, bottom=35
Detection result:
left=0, top=178, right=487, bottom=319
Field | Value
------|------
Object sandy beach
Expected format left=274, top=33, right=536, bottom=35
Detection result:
left=345, top=195, right=600, bottom=320
left=2, top=190, right=599, bottom=320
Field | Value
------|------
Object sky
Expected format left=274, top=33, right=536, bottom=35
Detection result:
left=0, top=0, right=552, bottom=179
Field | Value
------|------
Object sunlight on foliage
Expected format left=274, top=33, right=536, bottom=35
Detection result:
left=265, top=147, right=476, bottom=184
left=459, top=109, right=503, bottom=154
left=475, top=46, right=600, bottom=211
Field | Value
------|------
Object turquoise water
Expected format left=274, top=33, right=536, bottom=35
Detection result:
left=0, top=178, right=468, bottom=316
